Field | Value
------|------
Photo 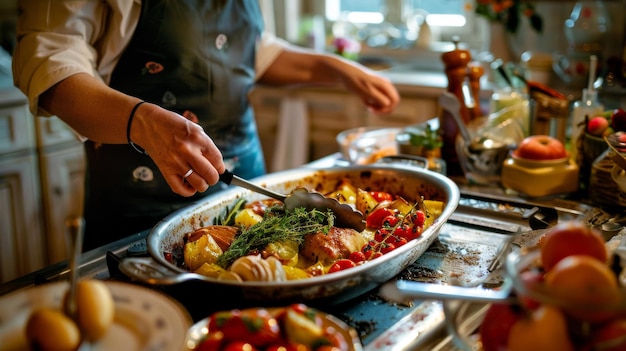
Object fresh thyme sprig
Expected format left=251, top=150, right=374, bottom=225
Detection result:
left=216, top=207, right=334, bottom=268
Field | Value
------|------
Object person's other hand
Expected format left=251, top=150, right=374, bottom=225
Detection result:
left=133, top=103, right=226, bottom=197
left=340, top=65, right=400, bottom=114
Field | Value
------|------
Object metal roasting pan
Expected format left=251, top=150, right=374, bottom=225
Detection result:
left=120, top=163, right=460, bottom=304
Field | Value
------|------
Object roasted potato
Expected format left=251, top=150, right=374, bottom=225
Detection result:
left=184, top=234, right=223, bottom=271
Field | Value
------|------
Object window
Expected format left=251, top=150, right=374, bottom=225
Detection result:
left=325, top=0, right=484, bottom=49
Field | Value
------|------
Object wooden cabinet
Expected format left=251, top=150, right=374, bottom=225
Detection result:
left=0, top=88, right=86, bottom=283
left=0, top=89, right=46, bottom=283
left=0, top=154, right=45, bottom=282
left=38, top=141, right=85, bottom=264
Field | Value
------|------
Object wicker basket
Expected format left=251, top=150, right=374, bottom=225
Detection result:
left=529, top=91, right=570, bottom=143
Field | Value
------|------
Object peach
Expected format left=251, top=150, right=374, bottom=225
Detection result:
left=539, top=220, right=607, bottom=272
left=587, top=116, right=610, bottom=136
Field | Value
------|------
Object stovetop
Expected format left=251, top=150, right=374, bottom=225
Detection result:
left=0, top=186, right=609, bottom=350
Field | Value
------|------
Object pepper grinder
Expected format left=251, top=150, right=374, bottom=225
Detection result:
left=440, top=37, right=472, bottom=176
left=467, top=63, right=485, bottom=120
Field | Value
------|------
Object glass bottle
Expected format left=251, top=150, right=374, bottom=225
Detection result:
left=570, top=88, right=604, bottom=155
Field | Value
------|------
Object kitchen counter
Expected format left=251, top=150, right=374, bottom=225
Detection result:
left=2, top=153, right=617, bottom=350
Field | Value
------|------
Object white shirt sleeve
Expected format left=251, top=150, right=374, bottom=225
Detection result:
left=12, top=0, right=139, bottom=116
left=255, top=31, right=291, bottom=81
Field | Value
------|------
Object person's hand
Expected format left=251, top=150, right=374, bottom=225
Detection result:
left=132, top=103, right=226, bottom=197
left=338, top=64, right=400, bottom=114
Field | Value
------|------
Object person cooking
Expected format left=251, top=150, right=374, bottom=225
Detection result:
left=12, top=0, right=400, bottom=251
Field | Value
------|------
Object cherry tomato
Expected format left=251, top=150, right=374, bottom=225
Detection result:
left=394, top=237, right=408, bottom=247
left=380, top=242, right=396, bottom=254
left=209, top=308, right=281, bottom=346
left=348, top=251, right=366, bottom=263
left=374, top=228, right=391, bottom=243
left=266, top=344, right=309, bottom=351
left=369, top=191, right=393, bottom=202
left=363, top=250, right=383, bottom=260
left=361, top=240, right=377, bottom=254
left=411, top=210, right=426, bottom=227
left=196, top=331, right=224, bottom=351
left=287, top=303, right=309, bottom=314
left=221, top=341, right=259, bottom=351
left=382, top=215, right=400, bottom=228
left=365, top=208, right=395, bottom=228
left=245, top=199, right=283, bottom=216
left=408, top=224, right=423, bottom=240
left=393, top=223, right=411, bottom=240
left=328, top=259, right=356, bottom=273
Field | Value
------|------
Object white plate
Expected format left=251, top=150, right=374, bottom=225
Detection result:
left=0, top=281, right=192, bottom=350
left=186, top=307, right=363, bottom=351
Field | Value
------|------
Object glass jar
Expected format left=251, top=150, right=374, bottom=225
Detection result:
left=589, top=132, right=626, bottom=207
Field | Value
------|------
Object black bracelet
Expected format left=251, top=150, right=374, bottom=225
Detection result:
left=126, top=101, right=148, bottom=154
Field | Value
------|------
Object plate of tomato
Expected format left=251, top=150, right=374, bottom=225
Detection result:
left=186, top=304, right=362, bottom=351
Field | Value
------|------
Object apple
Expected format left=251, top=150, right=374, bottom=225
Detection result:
left=513, top=135, right=568, bottom=160
left=479, top=303, right=523, bottom=351
left=611, top=108, right=626, bottom=132
left=587, top=116, right=610, bottom=136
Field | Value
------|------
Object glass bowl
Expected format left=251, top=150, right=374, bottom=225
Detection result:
left=336, top=127, right=401, bottom=164
left=455, top=116, right=523, bottom=185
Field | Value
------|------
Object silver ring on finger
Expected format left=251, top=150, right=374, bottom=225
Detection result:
left=183, top=169, right=194, bottom=178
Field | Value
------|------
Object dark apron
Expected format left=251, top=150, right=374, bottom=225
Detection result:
left=83, top=0, right=265, bottom=250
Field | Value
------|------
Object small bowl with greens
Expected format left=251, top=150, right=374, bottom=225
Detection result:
left=396, top=123, right=443, bottom=157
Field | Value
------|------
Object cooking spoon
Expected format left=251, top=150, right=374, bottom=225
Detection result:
left=219, top=170, right=365, bottom=231
left=119, top=257, right=215, bottom=285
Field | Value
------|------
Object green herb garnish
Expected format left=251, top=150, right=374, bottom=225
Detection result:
left=215, top=198, right=247, bottom=226
left=408, top=124, right=443, bottom=150
left=216, top=207, right=334, bottom=268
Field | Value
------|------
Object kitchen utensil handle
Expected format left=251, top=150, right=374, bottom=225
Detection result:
left=439, top=92, right=472, bottom=143
left=219, top=170, right=287, bottom=202
left=380, top=278, right=515, bottom=304
left=65, top=216, right=84, bottom=319
left=118, top=257, right=208, bottom=285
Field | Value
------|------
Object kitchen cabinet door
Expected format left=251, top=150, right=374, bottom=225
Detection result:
left=366, top=96, right=439, bottom=127
left=250, top=86, right=367, bottom=170
left=0, top=153, right=46, bottom=283
left=0, top=103, right=35, bottom=154
left=38, top=145, right=85, bottom=264
left=35, top=115, right=81, bottom=148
